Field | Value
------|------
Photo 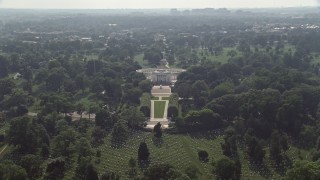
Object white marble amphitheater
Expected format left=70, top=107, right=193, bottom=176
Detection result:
left=137, top=65, right=186, bottom=129
left=136, top=68, right=186, bottom=85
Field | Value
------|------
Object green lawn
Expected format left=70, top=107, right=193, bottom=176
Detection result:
left=0, top=127, right=305, bottom=179
left=94, top=131, right=223, bottom=179
left=151, top=97, right=159, bottom=100
left=0, top=122, right=9, bottom=135
left=311, top=53, right=320, bottom=65
left=88, top=130, right=301, bottom=179
left=161, top=97, right=169, bottom=101
left=85, top=53, right=99, bottom=60
left=154, top=101, right=166, bottom=118
left=134, top=53, right=149, bottom=68
left=197, top=47, right=239, bottom=64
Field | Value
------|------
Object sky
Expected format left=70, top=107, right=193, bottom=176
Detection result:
left=0, top=0, right=319, bottom=9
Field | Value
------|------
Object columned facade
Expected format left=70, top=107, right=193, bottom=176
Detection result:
left=136, top=68, right=186, bottom=85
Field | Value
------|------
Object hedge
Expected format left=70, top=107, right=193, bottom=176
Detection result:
left=140, top=93, right=151, bottom=117
left=168, top=93, right=179, bottom=118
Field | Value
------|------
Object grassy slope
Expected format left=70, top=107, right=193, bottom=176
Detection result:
left=151, top=97, right=159, bottom=100
left=94, top=131, right=222, bottom=179
left=0, top=128, right=310, bottom=180
left=84, top=130, right=308, bottom=180
left=154, top=101, right=166, bottom=118
left=197, top=47, right=238, bottom=64
left=134, top=54, right=149, bottom=68
left=161, top=97, right=169, bottom=101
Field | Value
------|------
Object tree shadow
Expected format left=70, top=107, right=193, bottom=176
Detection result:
left=152, top=137, right=163, bottom=148
left=272, top=155, right=293, bottom=176
left=138, top=160, right=151, bottom=170
left=111, top=139, right=127, bottom=149
left=188, top=129, right=224, bottom=140
left=127, top=168, right=137, bottom=178
left=248, top=160, right=272, bottom=179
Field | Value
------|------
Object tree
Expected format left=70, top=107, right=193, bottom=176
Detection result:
left=74, top=157, right=99, bottom=180
left=46, top=67, right=67, bottom=92
left=270, top=130, right=282, bottom=163
left=129, top=157, right=137, bottom=169
left=0, top=56, right=8, bottom=78
left=138, top=141, right=150, bottom=161
left=191, top=80, right=209, bottom=108
left=39, top=92, right=74, bottom=115
left=121, top=106, right=145, bottom=128
left=53, top=128, right=77, bottom=157
left=299, top=125, right=318, bottom=148
left=211, top=81, right=235, bottom=98
left=128, top=157, right=137, bottom=177
left=41, top=144, right=50, bottom=158
left=253, top=141, right=266, bottom=164
left=75, top=74, right=87, bottom=92
left=85, top=164, right=99, bottom=180
left=91, top=126, right=105, bottom=144
left=184, top=109, right=222, bottom=130
left=124, top=87, right=143, bottom=104
left=140, top=93, right=151, bottom=116
left=95, top=109, right=112, bottom=128
left=139, top=79, right=153, bottom=92
left=100, top=171, right=120, bottom=180
left=144, top=163, right=189, bottom=180
left=7, top=116, right=49, bottom=153
left=45, top=158, right=65, bottom=180
left=111, top=120, right=129, bottom=145
left=214, top=158, right=238, bottom=180
left=20, top=154, right=43, bottom=180
left=76, top=103, right=86, bottom=119
left=227, top=50, right=237, bottom=58
left=143, top=47, right=163, bottom=65
left=76, top=137, right=93, bottom=160
left=0, top=160, right=27, bottom=180
left=285, top=161, right=320, bottom=180
left=87, top=103, right=99, bottom=120
left=244, top=130, right=265, bottom=164
left=153, top=122, right=162, bottom=138
left=237, top=40, right=251, bottom=56
left=198, top=150, right=209, bottom=162
left=168, top=93, right=179, bottom=118
left=221, top=127, right=237, bottom=157
left=185, top=164, right=200, bottom=179
left=176, top=83, right=192, bottom=99
left=0, top=78, right=15, bottom=101
left=2, top=88, right=32, bottom=116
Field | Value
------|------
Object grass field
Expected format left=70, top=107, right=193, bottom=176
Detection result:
left=89, top=130, right=304, bottom=179
left=311, top=53, right=320, bottom=65
left=151, top=97, right=159, bottom=100
left=0, top=127, right=308, bottom=180
left=134, top=53, right=149, bottom=68
left=161, top=97, right=169, bottom=100
left=85, top=53, right=99, bottom=60
left=94, top=131, right=223, bottom=179
left=154, top=101, right=166, bottom=118
left=0, top=122, right=8, bottom=136
left=197, top=47, right=238, bottom=64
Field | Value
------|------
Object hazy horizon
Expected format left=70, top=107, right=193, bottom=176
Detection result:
left=0, top=0, right=319, bottom=9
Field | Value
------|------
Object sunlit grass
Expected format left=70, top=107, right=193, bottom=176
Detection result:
left=154, top=101, right=166, bottom=118
left=134, top=53, right=149, bottom=68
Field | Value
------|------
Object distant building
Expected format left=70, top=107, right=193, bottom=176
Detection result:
left=13, top=73, right=22, bottom=80
left=170, top=8, right=180, bottom=15
left=137, top=68, right=186, bottom=85
left=136, top=59, right=186, bottom=85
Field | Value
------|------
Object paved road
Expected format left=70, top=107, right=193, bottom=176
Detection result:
left=0, top=145, right=8, bottom=156
left=28, top=112, right=96, bottom=121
